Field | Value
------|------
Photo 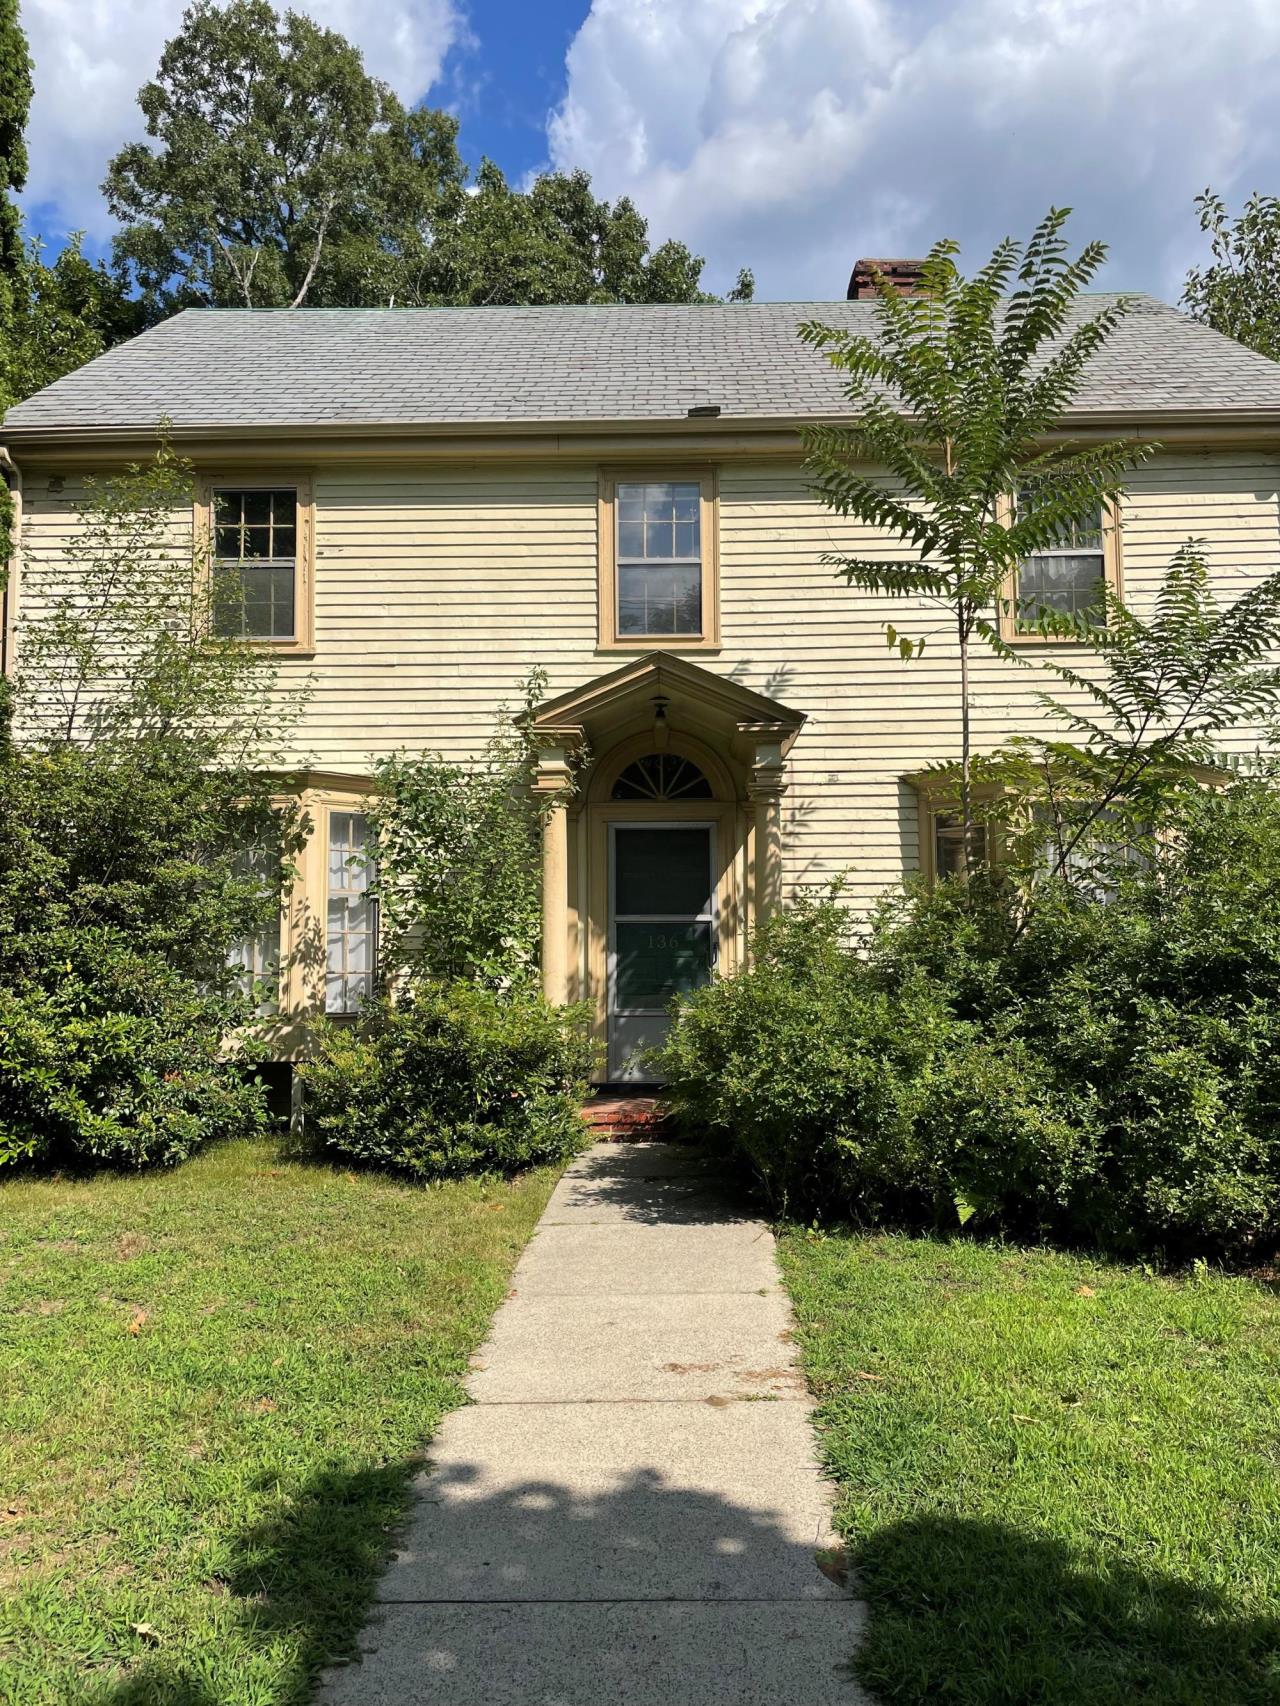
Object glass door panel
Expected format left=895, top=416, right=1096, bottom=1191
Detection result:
left=608, top=824, right=715, bottom=1082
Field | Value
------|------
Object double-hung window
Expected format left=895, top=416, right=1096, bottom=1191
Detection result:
left=598, top=470, right=719, bottom=648
left=326, top=811, right=377, bottom=1015
left=202, top=475, right=314, bottom=652
left=1001, top=490, right=1121, bottom=641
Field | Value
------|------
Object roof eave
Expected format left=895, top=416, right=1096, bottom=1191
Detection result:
left=8, top=405, right=1280, bottom=460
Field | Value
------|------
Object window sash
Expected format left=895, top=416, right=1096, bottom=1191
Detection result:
left=615, top=480, right=703, bottom=637
left=326, top=811, right=378, bottom=1015
left=211, top=487, right=299, bottom=641
left=1015, top=548, right=1107, bottom=625
left=1010, top=494, right=1109, bottom=631
left=226, top=825, right=284, bottom=1017
left=934, top=812, right=989, bottom=880
left=227, top=922, right=281, bottom=1017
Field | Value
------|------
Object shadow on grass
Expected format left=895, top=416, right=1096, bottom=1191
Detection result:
left=88, top=1445, right=853, bottom=1704
left=851, top=1514, right=1280, bottom=1706
left=88, top=1458, right=419, bottom=1706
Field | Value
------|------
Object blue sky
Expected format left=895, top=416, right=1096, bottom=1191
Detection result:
left=450, top=0, right=586, bottom=185
left=18, top=0, right=1280, bottom=303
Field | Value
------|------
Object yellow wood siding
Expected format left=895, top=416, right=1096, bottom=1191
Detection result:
left=12, top=449, right=1280, bottom=918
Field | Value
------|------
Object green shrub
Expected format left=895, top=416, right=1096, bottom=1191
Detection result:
left=660, top=783, right=1280, bottom=1260
left=658, top=896, right=961, bottom=1218
left=0, top=953, right=268, bottom=1170
left=0, top=449, right=302, bottom=1172
left=297, top=982, right=596, bottom=1180
left=881, top=785, right=1280, bottom=1256
left=0, top=742, right=289, bottom=1170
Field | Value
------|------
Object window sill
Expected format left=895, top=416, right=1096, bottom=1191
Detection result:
left=231, top=643, right=316, bottom=659
left=998, top=630, right=1091, bottom=648
left=595, top=639, right=722, bottom=656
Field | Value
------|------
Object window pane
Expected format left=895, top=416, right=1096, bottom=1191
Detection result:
left=214, top=522, right=241, bottom=558
left=934, top=813, right=987, bottom=879
left=326, top=812, right=377, bottom=1014
left=615, top=826, right=712, bottom=917
left=643, top=518, right=676, bottom=559
left=241, top=490, right=272, bottom=527
left=269, top=567, right=295, bottom=638
left=241, top=524, right=271, bottom=560
left=618, top=520, right=645, bottom=559
left=614, top=920, right=713, bottom=1009
left=617, top=562, right=701, bottom=636
left=1017, top=552, right=1105, bottom=622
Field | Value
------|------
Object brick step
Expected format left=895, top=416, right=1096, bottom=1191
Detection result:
left=580, top=1092, right=681, bottom=1141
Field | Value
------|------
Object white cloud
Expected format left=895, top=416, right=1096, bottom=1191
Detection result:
left=20, top=0, right=467, bottom=238
left=548, top=0, right=1280, bottom=301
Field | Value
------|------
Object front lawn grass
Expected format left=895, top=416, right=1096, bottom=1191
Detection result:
left=779, top=1230, right=1280, bottom=1706
left=0, top=1137, right=559, bottom=1705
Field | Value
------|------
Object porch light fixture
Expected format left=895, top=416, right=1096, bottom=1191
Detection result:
left=651, top=694, right=670, bottom=749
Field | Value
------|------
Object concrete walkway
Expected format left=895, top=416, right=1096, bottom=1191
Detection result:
left=320, top=1141, right=867, bottom=1704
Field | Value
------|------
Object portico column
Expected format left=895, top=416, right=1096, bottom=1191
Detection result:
left=746, top=738, right=788, bottom=931
left=532, top=731, right=580, bottom=1005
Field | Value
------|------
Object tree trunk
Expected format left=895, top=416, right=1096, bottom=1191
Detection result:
left=958, top=601, right=973, bottom=876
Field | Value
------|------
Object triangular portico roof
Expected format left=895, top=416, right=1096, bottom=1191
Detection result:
left=530, top=653, right=804, bottom=762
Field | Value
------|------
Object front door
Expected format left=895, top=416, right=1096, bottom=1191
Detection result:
left=608, top=823, right=716, bottom=1081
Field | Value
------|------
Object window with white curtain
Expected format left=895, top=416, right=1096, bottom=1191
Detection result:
left=226, top=829, right=282, bottom=1017
left=326, top=811, right=377, bottom=1014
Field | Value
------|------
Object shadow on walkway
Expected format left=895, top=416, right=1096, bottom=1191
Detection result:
left=87, top=1453, right=852, bottom=1705
left=542, top=1141, right=761, bottom=1227
left=86, top=1463, right=1280, bottom=1703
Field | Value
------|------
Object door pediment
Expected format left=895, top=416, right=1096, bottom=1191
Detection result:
left=530, top=653, right=804, bottom=767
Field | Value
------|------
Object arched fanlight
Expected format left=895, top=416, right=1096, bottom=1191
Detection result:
left=611, top=753, right=714, bottom=801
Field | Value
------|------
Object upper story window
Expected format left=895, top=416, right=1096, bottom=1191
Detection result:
left=213, top=488, right=297, bottom=639
left=1000, top=492, right=1121, bottom=642
left=199, top=473, right=315, bottom=654
left=598, top=469, right=720, bottom=650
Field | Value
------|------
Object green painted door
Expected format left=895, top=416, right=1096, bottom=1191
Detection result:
left=608, top=823, right=716, bottom=1081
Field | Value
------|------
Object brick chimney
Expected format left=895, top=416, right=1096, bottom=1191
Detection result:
left=847, top=258, right=928, bottom=301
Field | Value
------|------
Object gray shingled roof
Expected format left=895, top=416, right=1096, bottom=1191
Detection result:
left=7, top=296, right=1280, bottom=436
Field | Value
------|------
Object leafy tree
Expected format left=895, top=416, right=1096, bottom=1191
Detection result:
left=105, top=0, right=747, bottom=317
left=1183, top=189, right=1280, bottom=361
left=3, top=234, right=138, bottom=406
left=800, top=210, right=1152, bottom=865
left=0, top=0, right=30, bottom=295
left=381, top=161, right=725, bottom=308
left=367, top=670, right=555, bottom=990
left=0, top=0, right=32, bottom=558
left=104, top=0, right=442, bottom=316
left=0, top=3, right=135, bottom=424
left=1, top=445, right=305, bottom=1169
left=970, top=545, right=1280, bottom=895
